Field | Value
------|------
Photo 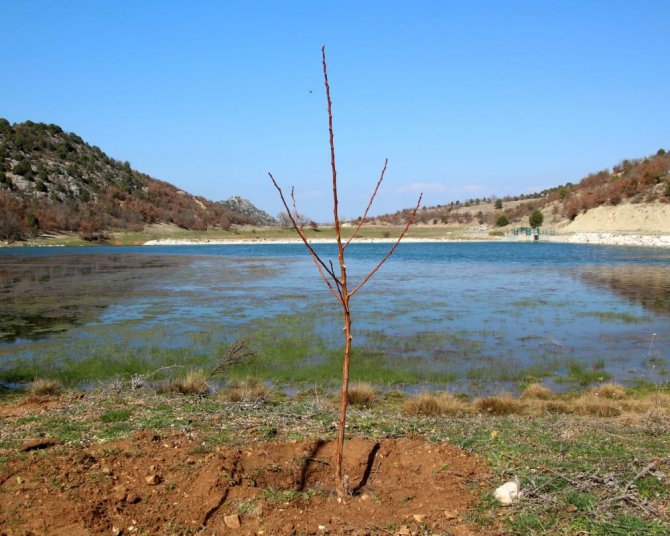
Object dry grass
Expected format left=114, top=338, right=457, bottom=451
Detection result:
left=346, top=383, right=378, bottom=407
left=640, top=391, right=670, bottom=411
left=157, top=370, right=209, bottom=396
left=474, top=395, right=524, bottom=415
left=28, top=379, right=62, bottom=397
left=590, top=383, right=627, bottom=400
left=402, top=392, right=470, bottom=416
left=520, top=383, right=553, bottom=400
left=219, top=378, right=270, bottom=402
left=572, top=392, right=623, bottom=417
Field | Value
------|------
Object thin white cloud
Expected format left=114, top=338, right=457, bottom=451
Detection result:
left=395, top=182, right=488, bottom=197
left=397, top=182, right=449, bottom=193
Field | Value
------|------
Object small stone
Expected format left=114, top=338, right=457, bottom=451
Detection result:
left=360, top=493, right=370, bottom=501
left=145, top=474, right=161, bottom=486
left=185, top=458, right=195, bottom=465
left=224, top=514, right=241, bottom=529
left=444, top=510, right=458, bottom=520
left=565, top=504, right=578, bottom=512
left=112, top=485, right=128, bottom=503
left=412, top=514, right=426, bottom=523
left=397, top=526, right=411, bottom=536
left=112, top=527, right=123, bottom=536
left=318, top=525, right=326, bottom=531
left=102, top=467, right=113, bottom=476
left=494, top=480, right=521, bottom=506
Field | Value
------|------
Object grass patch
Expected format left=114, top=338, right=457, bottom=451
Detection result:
left=402, top=392, right=470, bottom=416
left=557, top=361, right=613, bottom=385
left=474, top=394, right=523, bottom=415
left=156, top=370, right=209, bottom=396
left=28, top=378, right=62, bottom=396
left=520, top=383, right=553, bottom=400
left=100, top=408, right=133, bottom=423
left=576, top=311, right=651, bottom=324
left=219, top=378, right=270, bottom=402
left=346, top=382, right=378, bottom=407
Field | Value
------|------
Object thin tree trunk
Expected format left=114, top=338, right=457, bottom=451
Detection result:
left=335, top=299, right=352, bottom=498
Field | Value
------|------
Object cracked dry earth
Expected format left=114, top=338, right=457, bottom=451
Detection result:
left=0, top=432, right=496, bottom=536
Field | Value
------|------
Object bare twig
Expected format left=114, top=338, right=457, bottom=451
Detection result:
left=269, top=173, right=343, bottom=304
left=208, top=339, right=255, bottom=379
left=344, top=159, right=388, bottom=248
left=349, top=193, right=422, bottom=297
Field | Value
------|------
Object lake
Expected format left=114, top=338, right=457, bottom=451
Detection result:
left=1, top=242, right=668, bottom=394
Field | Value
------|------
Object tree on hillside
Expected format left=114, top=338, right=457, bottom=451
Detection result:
left=529, top=209, right=544, bottom=228
left=494, top=199, right=503, bottom=210
left=269, top=47, right=421, bottom=498
left=496, top=214, right=509, bottom=227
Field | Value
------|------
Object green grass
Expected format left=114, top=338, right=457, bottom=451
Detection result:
left=577, top=311, right=651, bottom=324
left=100, top=408, right=133, bottom=422
left=556, top=361, right=613, bottom=385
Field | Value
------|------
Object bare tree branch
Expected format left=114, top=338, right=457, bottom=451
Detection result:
left=349, top=193, right=423, bottom=297
left=290, top=187, right=304, bottom=231
left=344, top=159, right=388, bottom=248
left=322, top=46, right=343, bottom=252
left=269, top=173, right=343, bottom=304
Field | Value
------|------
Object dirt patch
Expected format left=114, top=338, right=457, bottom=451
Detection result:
left=0, top=432, right=494, bottom=535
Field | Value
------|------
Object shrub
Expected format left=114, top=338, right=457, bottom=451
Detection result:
left=494, top=199, right=503, bottom=209
left=529, top=209, right=544, bottom=228
left=346, top=383, right=378, bottom=407
left=28, top=378, right=62, bottom=396
left=495, top=214, right=509, bottom=227
left=12, top=159, right=32, bottom=177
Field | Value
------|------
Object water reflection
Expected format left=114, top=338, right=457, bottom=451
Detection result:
left=0, top=255, right=187, bottom=342
left=578, top=265, right=670, bottom=316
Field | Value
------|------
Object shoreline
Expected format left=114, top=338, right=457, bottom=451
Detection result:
left=4, top=231, right=670, bottom=249
left=143, top=232, right=670, bottom=248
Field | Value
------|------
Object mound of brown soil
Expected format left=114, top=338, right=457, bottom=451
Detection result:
left=0, top=433, right=494, bottom=535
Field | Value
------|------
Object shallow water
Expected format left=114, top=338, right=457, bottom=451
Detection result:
left=1, top=242, right=668, bottom=392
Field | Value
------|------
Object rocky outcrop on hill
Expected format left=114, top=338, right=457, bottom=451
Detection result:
left=222, top=196, right=275, bottom=225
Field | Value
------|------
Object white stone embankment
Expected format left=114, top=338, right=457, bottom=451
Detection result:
left=144, top=233, right=670, bottom=248
left=545, top=233, right=670, bottom=247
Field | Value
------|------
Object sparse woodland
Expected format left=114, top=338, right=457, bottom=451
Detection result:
left=374, top=148, right=670, bottom=227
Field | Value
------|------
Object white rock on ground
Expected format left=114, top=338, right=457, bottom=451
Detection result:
left=494, top=479, right=521, bottom=506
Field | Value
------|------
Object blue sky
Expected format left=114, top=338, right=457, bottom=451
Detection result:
left=2, top=1, right=669, bottom=221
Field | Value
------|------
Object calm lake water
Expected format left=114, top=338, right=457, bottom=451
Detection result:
left=1, top=242, right=668, bottom=393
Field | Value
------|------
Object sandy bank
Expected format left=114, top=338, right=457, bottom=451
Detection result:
left=144, top=233, right=670, bottom=248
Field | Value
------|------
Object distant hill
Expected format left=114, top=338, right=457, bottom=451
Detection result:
left=374, top=148, right=670, bottom=228
left=0, top=119, right=274, bottom=241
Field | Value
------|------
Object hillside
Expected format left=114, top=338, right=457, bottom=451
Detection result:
left=0, top=119, right=273, bottom=241
left=375, top=148, right=670, bottom=231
